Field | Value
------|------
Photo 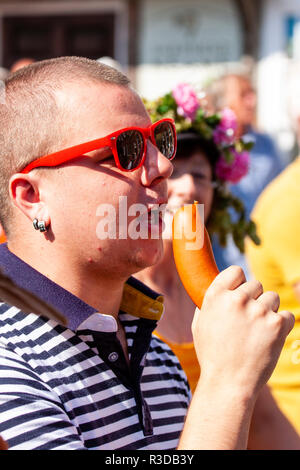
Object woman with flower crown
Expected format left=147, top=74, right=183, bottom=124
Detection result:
left=137, top=83, right=300, bottom=449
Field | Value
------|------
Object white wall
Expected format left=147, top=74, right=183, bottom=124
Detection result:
left=135, top=0, right=244, bottom=99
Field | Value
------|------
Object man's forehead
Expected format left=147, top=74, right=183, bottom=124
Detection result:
left=55, top=81, right=142, bottom=115
left=54, top=80, right=150, bottom=142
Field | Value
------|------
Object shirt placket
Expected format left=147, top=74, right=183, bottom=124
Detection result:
left=91, top=317, right=155, bottom=436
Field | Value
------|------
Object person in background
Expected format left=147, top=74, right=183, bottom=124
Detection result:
left=246, top=94, right=300, bottom=434
left=138, top=83, right=300, bottom=449
left=207, top=74, right=284, bottom=278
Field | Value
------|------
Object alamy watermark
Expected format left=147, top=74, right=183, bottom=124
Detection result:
left=291, top=339, right=300, bottom=365
left=95, top=196, right=204, bottom=250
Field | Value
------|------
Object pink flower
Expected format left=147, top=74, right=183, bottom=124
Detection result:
left=213, top=107, right=238, bottom=145
left=215, top=150, right=250, bottom=183
left=172, top=83, right=199, bottom=121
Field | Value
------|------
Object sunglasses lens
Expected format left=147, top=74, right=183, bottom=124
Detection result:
left=154, top=121, right=176, bottom=159
left=116, top=130, right=144, bottom=170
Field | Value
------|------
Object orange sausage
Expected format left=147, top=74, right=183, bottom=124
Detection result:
left=172, top=201, right=219, bottom=308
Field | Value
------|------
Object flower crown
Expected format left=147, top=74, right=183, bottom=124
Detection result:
left=143, top=83, right=260, bottom=252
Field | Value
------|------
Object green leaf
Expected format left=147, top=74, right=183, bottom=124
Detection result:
left=195, top=108, right=205, bottom=121
left=157, top=104, right=169, bottom=114
left=223, top=148, right=235, bottom=164
left=205, top=114, right=221, bottom=127
left=246, top=221, right=261, bottom=245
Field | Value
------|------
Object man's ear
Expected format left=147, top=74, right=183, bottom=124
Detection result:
left=9, top=173, right=50, bottom=226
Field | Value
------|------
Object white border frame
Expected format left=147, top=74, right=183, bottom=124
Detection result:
left=0, top=1, right=129, bottom=67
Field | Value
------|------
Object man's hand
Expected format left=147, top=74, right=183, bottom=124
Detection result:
left=192, top=265, right=295, bottom=397
left=178, top=265, right=295, bottom=450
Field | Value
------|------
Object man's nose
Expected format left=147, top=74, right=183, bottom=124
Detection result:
left=140, top=140, right=173, bottom=187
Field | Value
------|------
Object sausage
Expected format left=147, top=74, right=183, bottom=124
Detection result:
left=172, top=201, right=219, bottom=308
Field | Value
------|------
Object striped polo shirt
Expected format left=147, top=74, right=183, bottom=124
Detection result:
left=0, top=244, right=190, bottom=450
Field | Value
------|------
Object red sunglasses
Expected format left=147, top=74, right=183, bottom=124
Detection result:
left=20, top=118, right=177, bottom=174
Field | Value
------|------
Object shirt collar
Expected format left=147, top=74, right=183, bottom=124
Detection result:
left=0, top=243, right=164, bottom=331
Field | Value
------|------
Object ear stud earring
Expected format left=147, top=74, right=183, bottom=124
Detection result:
left=33, top=218, right=47, bottom=233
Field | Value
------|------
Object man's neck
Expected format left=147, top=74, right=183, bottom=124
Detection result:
left=136, top=241, right=180, bottom=292
left=135, top=240, right=196, bottom=344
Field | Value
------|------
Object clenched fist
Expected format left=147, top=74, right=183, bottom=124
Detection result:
left=192, top=266, right=295, bottom=398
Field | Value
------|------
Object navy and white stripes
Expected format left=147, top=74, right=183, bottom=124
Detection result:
left=0, top=304, right=190, bottom=450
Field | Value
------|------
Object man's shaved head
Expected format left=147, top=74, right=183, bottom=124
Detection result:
left=0, top=56, right=130, bottom=235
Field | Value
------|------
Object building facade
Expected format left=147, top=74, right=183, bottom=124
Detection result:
left=0, top=0, right=260, bottom=86
left=3, top=0, right=300, bottom=157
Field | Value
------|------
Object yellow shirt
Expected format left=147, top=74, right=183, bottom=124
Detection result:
left=246, top=158, right=300, bottom=433
left=154, top=332, right=200, bottom=394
